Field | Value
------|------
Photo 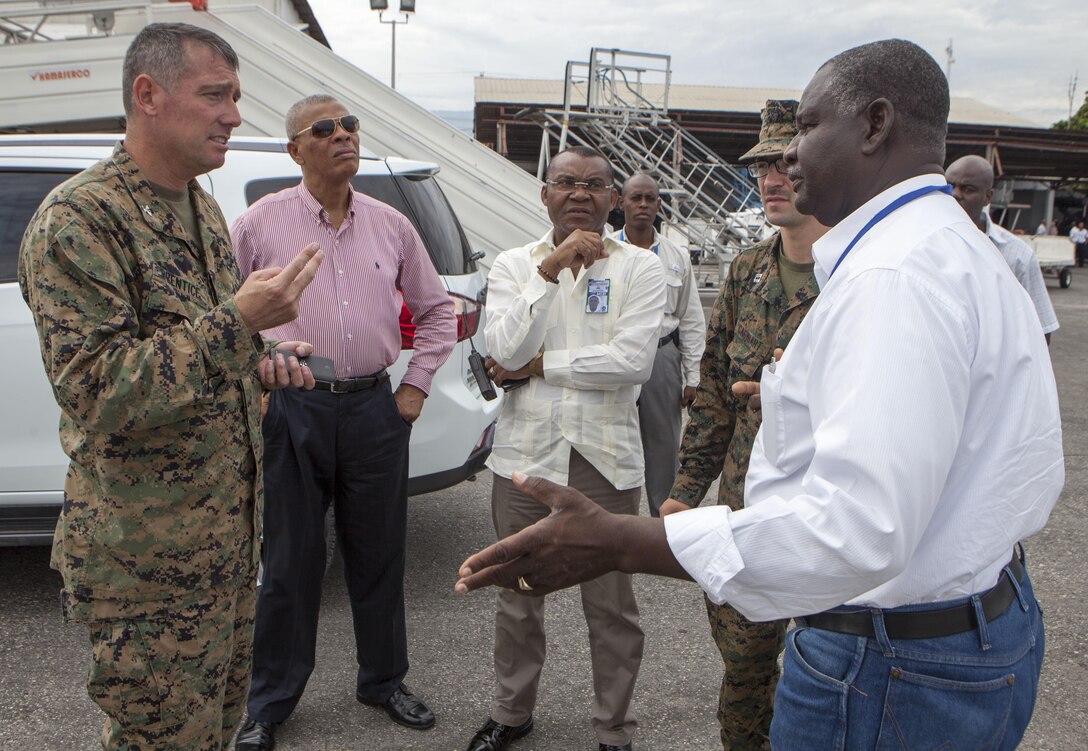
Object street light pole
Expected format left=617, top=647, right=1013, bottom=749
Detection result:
left=370, top=0, right=415, bottom=90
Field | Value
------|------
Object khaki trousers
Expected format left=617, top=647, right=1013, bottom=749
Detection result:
left=490, top=450, right=644, bottom=746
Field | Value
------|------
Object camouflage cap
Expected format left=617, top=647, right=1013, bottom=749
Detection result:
left=738, top=99, right=799, bottom=163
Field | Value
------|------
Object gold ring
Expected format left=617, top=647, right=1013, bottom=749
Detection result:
left=517, top=575, right=533, bottom=592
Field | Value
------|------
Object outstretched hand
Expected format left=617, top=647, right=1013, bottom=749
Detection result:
left=455, top=472, right=690, bottom=596
left=455, top=472, right=622, bottom=596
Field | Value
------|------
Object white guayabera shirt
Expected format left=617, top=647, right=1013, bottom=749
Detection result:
left=665, top=175, right=1064, bottom=621
left=485, top=232, right=665, bottom=491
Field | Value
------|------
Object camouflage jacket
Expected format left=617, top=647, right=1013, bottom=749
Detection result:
left=18, top=143, right=265, bottom=620
left=669, top=233, right=819, bottom=511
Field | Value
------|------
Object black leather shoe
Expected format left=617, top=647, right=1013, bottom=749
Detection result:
left=465, top=716, right=534, bottom=751
left=235, top=719, right=276, bottom=751
left=358, top=683, right=436, bottom=730
left=599, top=744, right=632, bottom=751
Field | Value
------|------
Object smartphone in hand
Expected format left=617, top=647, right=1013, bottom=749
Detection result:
left=271, top=348, right=336, bottom=381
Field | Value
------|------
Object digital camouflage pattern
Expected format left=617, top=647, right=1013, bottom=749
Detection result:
left=19, top=143, right=265, bottom=618
left=87, top=573, right=255, bottom=749
left=19, top=142, right=266, bottom=748
left=669, top=233, right=818, bottom=750
left=738, top=99, right=800, bottom=164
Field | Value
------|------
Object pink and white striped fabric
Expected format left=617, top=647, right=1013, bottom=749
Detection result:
left=231, top=183, right=455, bottom=393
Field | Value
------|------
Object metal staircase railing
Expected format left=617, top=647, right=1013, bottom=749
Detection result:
left=0, top=0, right=151, bottom=43
left=531, top=48, right=770, bottom=281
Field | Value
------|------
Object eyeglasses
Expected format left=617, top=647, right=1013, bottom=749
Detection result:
left=746, top=159, right=788, bottom=179
left=546, top=178, right=613, bottom=195
left=292, top=115, right=361, bottom=140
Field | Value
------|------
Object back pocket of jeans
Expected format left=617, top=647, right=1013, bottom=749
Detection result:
left=875, top=666, right=1014, bottom=750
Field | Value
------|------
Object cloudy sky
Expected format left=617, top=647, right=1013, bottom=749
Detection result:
left=306, top=0, right=1086, bottom=127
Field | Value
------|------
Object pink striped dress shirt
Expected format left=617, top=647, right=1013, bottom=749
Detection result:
left=231, top=183, right=455, bottom=393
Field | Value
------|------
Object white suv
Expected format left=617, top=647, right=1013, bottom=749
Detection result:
left=0, top=135, right=500, bottom=545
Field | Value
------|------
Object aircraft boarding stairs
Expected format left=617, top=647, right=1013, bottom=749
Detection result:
left=529, top=49, right=770, bottom=281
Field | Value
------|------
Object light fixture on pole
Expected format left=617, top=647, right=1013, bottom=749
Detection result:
left=369, top=0, right=415, bottom=90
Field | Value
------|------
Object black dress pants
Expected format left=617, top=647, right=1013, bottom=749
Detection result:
left=246, top=381, right=411, bottom=723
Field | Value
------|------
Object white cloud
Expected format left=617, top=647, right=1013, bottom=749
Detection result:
left=308, top=0, right=1088, bottom=126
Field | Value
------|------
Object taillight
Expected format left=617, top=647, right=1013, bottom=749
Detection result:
left=399, top=292, right=482, bottom=350
left=399, top=301, right=416, bottom=349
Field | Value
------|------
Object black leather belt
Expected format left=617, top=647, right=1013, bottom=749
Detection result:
left=312, top=372, right=389, bottom=394
left=802, top=554, right=1023, bottom=640
left=658, top=329, right=680, bottom=348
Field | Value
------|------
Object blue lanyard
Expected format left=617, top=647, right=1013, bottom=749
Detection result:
left=829, top=183, right=953, bottom=279
left=618, top=228, right=659, bottom=255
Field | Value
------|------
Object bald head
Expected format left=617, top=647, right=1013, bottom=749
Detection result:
left=946, top=155, right=995, bottom=229
left=622, top=173, right=657, bottom=194
left=619, top=173, right=661, bottom=236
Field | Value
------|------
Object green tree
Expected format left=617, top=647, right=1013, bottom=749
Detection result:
left=1053, top=90, right=1088, bottom=130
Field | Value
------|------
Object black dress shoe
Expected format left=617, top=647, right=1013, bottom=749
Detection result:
left=235, top=719, right=276, bottom=751
left=357, top=683, right=436, bottom=729
left=465, top=716, right=534, bottom=751
left=598, top=744, right=632, bottom=751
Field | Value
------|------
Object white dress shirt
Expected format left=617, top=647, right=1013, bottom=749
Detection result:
left=485, top=231, right=666, bottom=490
left=983, top=213, right=1059, bottom=335
left=612, top=228, right=706, bottom=387
left=665, top=174, right=1064, bottom=621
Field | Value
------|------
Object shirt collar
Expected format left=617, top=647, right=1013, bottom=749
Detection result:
left=110, top=141, right=207, bottom=237
left=615, top=226, right=661, bottom=252
left=297, top=181, right=357, bottom=224
left=981, top=211, right=1001, bottom=242
left=811, top=173, right=947, bottom=288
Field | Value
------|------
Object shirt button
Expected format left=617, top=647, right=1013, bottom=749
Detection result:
left=346, top=333, right=353, bottom=340
left=338, top=269, right=344, bottom=275
left=343, top=301, right=349, bottom=306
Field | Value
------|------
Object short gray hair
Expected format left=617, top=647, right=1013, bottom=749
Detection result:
left=286, top=94, right=340, bottom=140
left=122, top=23, right=239, bottom=115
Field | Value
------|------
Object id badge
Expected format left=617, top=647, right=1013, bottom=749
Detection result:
left=586, top=278, right=610, bottom=313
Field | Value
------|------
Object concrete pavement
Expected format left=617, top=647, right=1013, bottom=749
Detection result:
left=1, top=268, right=1085, bottom=750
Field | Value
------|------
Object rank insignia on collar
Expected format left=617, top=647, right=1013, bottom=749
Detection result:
left=752, top=272, right=764, bottom=284
left=143, top=206, right=153, bottom=217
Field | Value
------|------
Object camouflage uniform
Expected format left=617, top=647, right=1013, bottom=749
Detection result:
left=669, top=234, right=818, bottom=750
left=19, top=143, right=265, bottom=750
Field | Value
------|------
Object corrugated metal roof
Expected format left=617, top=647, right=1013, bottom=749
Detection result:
left=474, top=77, right=1036, bottom=128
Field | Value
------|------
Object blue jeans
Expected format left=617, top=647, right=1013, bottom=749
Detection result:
left=771, top=562, right=1044, bottom=750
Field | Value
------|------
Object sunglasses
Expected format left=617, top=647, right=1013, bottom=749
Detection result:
left=292, top=115, right=361, bottom=140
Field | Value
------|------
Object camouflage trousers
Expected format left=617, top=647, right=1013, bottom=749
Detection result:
left=85, top=578, right=257, bottom=750
left=705, top=597, right=788, bottom=751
